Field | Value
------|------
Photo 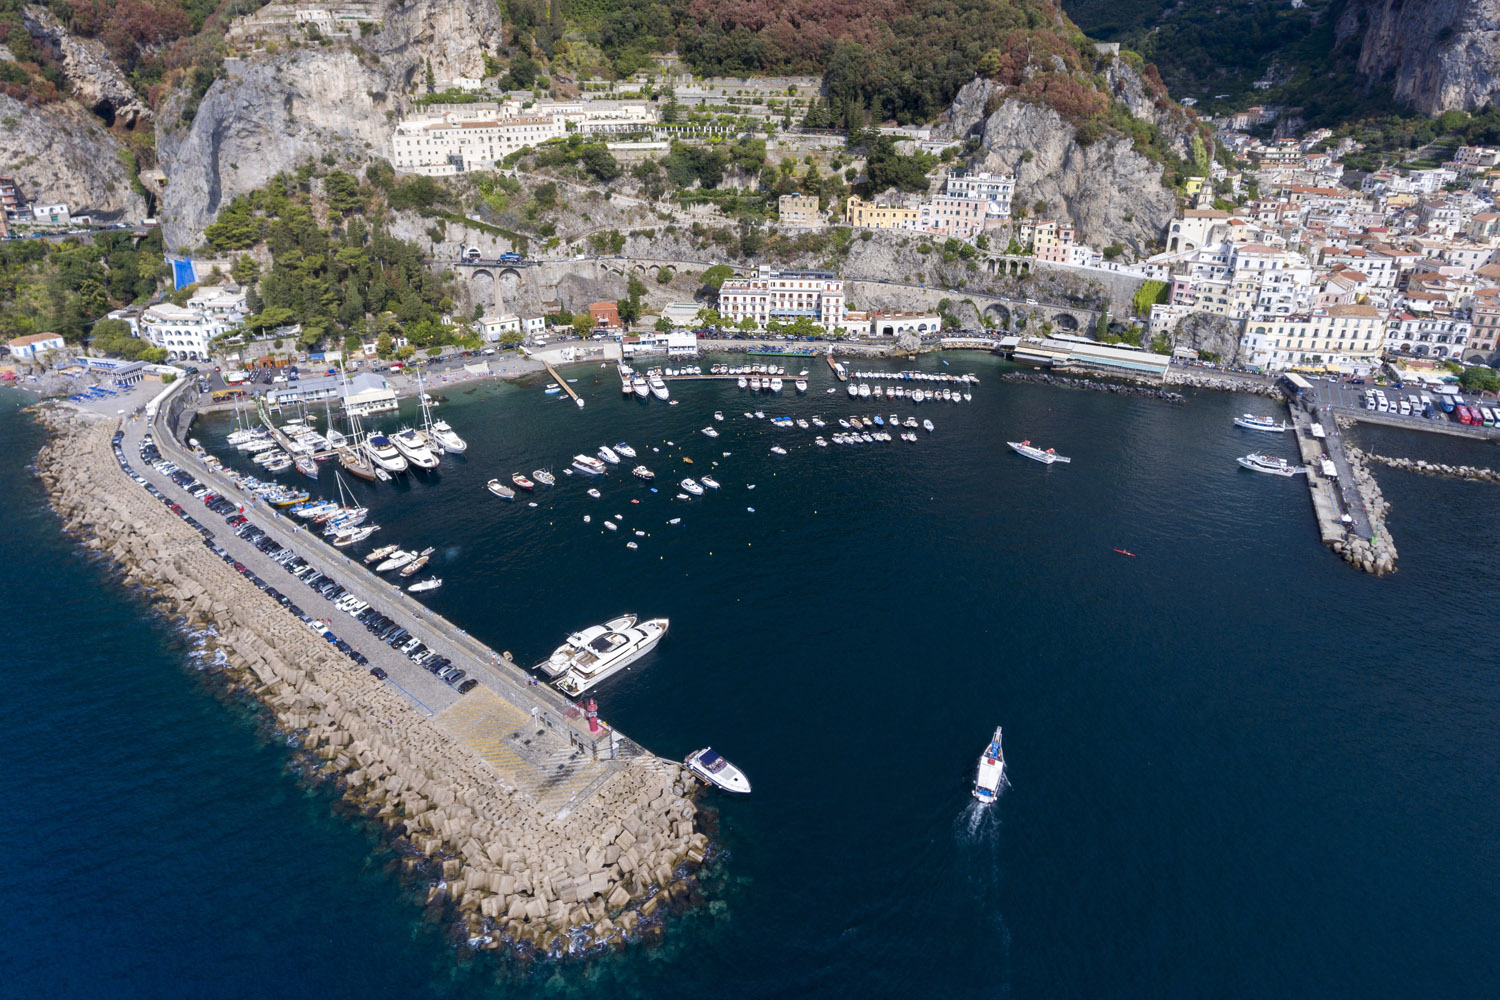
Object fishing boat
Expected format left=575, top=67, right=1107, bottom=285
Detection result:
left=598, top=445, right=621, bottom=465
left=364, top=543, right=398, bottom=564
left=512, top=472, right=535, bottom=490
left=972, top=727, right=1005, bottom=803
left=1237, top=453, right=1304, bottom=476
left=400, top=547, right=435, bottom=577
left=375, top=549, right=417, bottom=573
left=1007, top=440, right=1071, bottom=464
left=680, top=477, right=704, bottom=496
left=539, top=614, right=670, bottom=696
left=614, top=442, right=637, bottom=459
left=685, top=748, right=752, bottom=794
left=572, top=454, right=607, bottom=475
left=487, top=478, right=517, bottom=499
left=699, top=475, right=720, bottom=489
left=532, top=469, right=555, bottom=486
left=1233, top=413, right=1292, bottom=433
left=632, top=465, right=655, bottom=480
left=365, top=433, right=410, bottom=473
left=408, top=578, right=442, bottom=593
left=391, top=427, right=440, bottom=469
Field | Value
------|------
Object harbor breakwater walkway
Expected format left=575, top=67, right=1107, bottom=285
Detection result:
left=33, top=403, right=710, bottom=955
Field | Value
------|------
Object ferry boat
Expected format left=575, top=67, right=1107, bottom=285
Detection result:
left=540, top=614, right=670, bottom=696
left=598, top=445, right=621, bottom=465
left=532, top=469, right=555, bottom=486
left=1007, top=440, right=1071, bottom=464
left=680, top=477, right=704, bottom=495
left=487, top=478, right=517, bottom=499
left=408, top=578, right=442, bottom=593
left=614, top=442, right=637, bottom=459
left=1237, top=453, right=1303, bottom=476
left=972, top=727, right=1005, bottom=803
left=427, top=419, right=468, bottom=454
left=1233, top=413, right=1291, bottom=433
left=685, top=748, right=752, bottom=794
left=365, top=433, right=410, bottom=473
left=512, top=472, right=535, bottom=490
left=632, top=465, right=655, bottom=480
left=572, top=454, right=607, bottom=475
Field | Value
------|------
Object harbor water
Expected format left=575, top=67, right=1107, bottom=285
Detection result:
left=3, top=352, right=1499, bottom=998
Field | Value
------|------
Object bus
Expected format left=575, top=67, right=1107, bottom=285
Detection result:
left=1456, top=404, right=1476, bottom=425
left=1281, top=372, right=1314, bottom=396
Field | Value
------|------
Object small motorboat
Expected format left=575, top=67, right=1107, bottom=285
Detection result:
left=702, top=426, right=719, bottom=438
left=685, top=747, right=751, bottom=794
left=587, top=488, right=602, bottom=498
left=923, top=419, right=935, bottom=433
left=604, top=520, right=618, bottom=531
left=533, top=469, right=555, bottom=486
left=1007, top=440, right=1071, bottom=464
left=699, top=475, right=720, bottom=489
left=770, top=445, right=787, bottom=455
left=632, top=465, right=655, bottom=480
left=714, top=411, right=724, bottom=421
left=512, top=472, right=535, bottom=490
left=614, top=442, right=637, bottom=458
left=487, top=478, right=517, bottom=499
left=680, top=478, right=704, bottom=496
left=973, top=727, right=1005, bottom=803
left=408, top=578, right=442, bottom=592
left=598, top=445, right=621, bottom=465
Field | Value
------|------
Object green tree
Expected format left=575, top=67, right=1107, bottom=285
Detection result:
left=656, top=266, right=673, bottom=284
left=375, top=331, right=393, bottom=357
left=572, top=312, right=595, bottom=338
left=701, top=264, right=733, bottom=293
left=1459, top=365, right=1500, bottom=394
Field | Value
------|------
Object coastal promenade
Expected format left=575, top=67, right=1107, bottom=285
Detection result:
left=33, top=394, right=711, bottom=953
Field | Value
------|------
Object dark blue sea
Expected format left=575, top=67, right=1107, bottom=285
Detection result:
left=3, top=355, right=1498, bottom=999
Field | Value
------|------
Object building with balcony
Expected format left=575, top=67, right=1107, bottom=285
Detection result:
left=717, top=268, right=846, bottom=333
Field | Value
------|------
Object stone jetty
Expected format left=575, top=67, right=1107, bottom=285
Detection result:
left=1000, top=371, right=1185, bottom=402
left=1353, top=450, right=1500, bottom=484
left=1331, top=445, right=1398, bottom=576
left=32, top=405, right=710, bottom=955
left=1165, top=371, right=1282, bottom=398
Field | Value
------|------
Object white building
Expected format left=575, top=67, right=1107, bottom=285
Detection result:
left=6, top=331, right=66, bottom=360
left=342, top=372, right=398, bottom=415
left=716, top=268, right=846, bottom=334
left=944, top=171, right=1014, bottom=217
left=390, top=113, right=566, bottom=175
left=868, top=311, right=942, bottom=337
left=1385, top=313, right=1470, bottom=360
left=140, top=287, right=246, bottom=362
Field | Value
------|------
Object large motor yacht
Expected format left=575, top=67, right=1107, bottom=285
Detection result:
left=391, top=428, right=440, bottom=469
left=364, top=433, right=410, bottom=473
left=538, top=614, right=670, bottom=696
left=427, top=419, right=468, bottom=454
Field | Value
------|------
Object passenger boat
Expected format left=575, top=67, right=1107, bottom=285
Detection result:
left=364, top=543, right=398, bottom=564
left=539, top=614, right=670, bottom=696
left=1233, top=413, right=1291, bottom=433
left=572, top=454, right=607, bottom=475
left=408, top=578, right=442, bottom=593
left=375, top=549, right=417, bottom=573
left=685, top=747, right=752, bottom=794
left=400, top=547, right=435, bottom=576
left=1007, top=439, right=1071, bottom=464
left=487, top=478, right=516, bottom=499
left=512, top=472, right=535, bottom=490
left=598, top=445, right=621, bottom=465
left=614, top=442, right=637, bottom=459
left=632, top=465, right=655, bottom=480
left=365, top=433, right=410, bottom=473
left=391, top=428, right=440, bottom=469
left=427, top=419, right=468, bottom=454
left=680, top=477, right=704, bottom=495
left=532, top=469, right=555, bottom=486
left=699, top=475, right=720, bottom=489
left=972, top=727, right=1005, bottom=803
left=1237, top=453, right=1303, bottom=476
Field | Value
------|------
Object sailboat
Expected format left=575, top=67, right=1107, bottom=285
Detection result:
left=418, top=369, right=467, bottom=453
left=338, top=410, right=379, bottom=482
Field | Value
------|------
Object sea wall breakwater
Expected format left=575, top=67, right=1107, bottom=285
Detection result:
left=1000, top=371, right=1185, bottom=402
left=31, top=405, right=709, bottom=956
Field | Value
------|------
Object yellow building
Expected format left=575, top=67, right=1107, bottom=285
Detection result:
left=778, top=194, right=821, bottom=227
left=844, top=195, right=919, bottom=231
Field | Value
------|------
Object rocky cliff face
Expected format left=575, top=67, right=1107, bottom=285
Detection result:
left=21, top=5, right=150, bottom=129
left=0, top=93, right=149, bottom=222
left=158, top=0, right=502, bottom=250
left=941, top=78, right=1179, bottom=255
left=1338, top=0, right=1500, bottom=113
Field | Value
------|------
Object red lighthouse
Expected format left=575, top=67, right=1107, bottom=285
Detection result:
left=585, top=698, right=600, bottom=734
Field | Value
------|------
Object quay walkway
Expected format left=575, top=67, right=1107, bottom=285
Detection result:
left=542, top=362, right=583, bottom=407
left=140, top=392, right=649, bottom=818
left=1287, top=398, right=1373, bottom=543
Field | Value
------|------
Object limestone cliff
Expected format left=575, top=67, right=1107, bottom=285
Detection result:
left=1338, top=0, right=1500, bottom=113
left=20, top=5, right=150, bottom=129
left=940, top=78, right=1179, bottom=255
left=0, top=93, right=149, bottom=223
left=158, top=0, right=502, bottom=250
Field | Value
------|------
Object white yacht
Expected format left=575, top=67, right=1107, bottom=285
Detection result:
left=1007, top=440, right=1071, bottom=464
left=391, top=428, right=440, bottom=469
left=680, top=477, right=704, bottom=495
left=364, top=433, right=410, bottom=473
left=1233, top=413, right=1291, bottom=433
left=375, top=549, right=417, bottom=573
left=632, top=465, right=655, bottom=480
left=573, top=454, right=607, bottom=475
left=701, top=426, right=719, bottom=438
left=1237, top=453, right=1304, bottom=476
left=769, top=377, right=784, bottom=392
left=795, top=379, right=808, bottom=393
left=685, top=748, right=752, bottom=794
left=972, top=727, right=1005, bottom=803
left=408, top=578, right=442, bottom=593
left=539, top=614, right=670, bottom=696
left=649, top=374, right=670, bottom=400
left=427, top=419, right=467, bottom=454
left=633, top=376, right=650, bottom=398
left=614, top=442, right=637, bottom=459
left=598, top=445, right=621, bottom=465
left=699, top=475, right=720, bottom=489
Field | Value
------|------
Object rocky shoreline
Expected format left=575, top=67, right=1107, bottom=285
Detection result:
left=31, top=405, right=710, bottom=957
left=1000, top=371, right=1185, bottom=402
left=1165, top=371, right=1283, bottom=398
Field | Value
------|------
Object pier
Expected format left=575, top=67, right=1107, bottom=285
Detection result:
left=542, top=361, right=584, bottom=407
left=1285, top=398, right=1397, bottom=574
